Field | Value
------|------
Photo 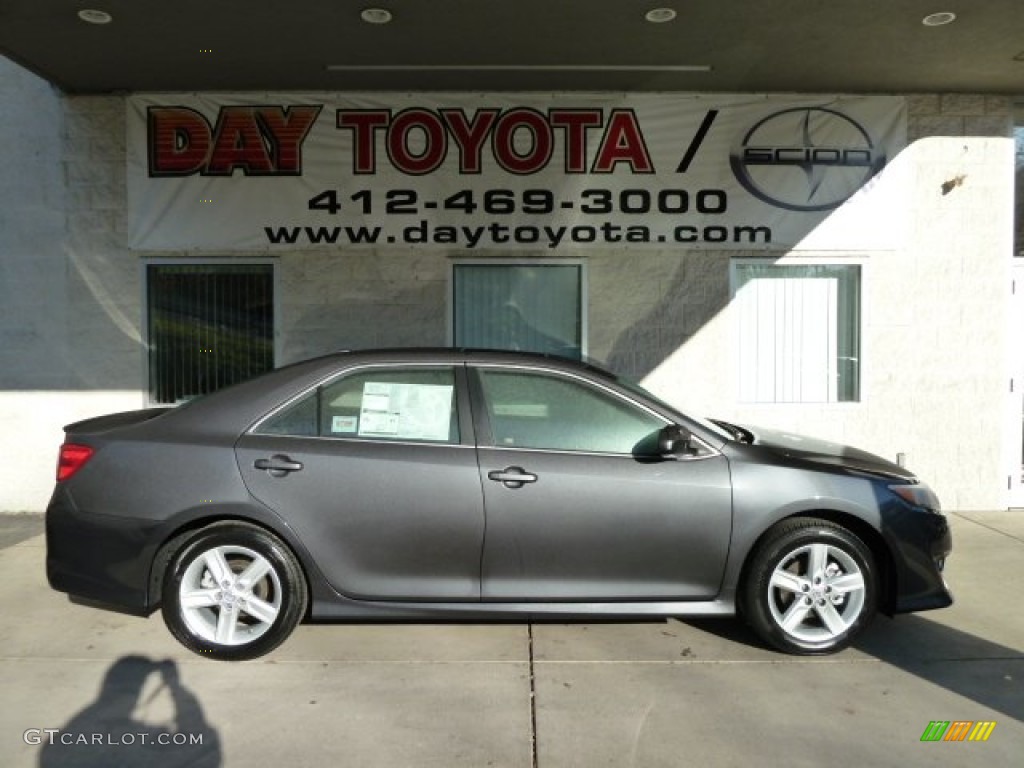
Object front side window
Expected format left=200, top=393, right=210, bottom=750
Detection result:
left=733, top=262, right=861, bottom=403
left=258, top=367, right=459, bottom=444
left=477, top=369, right=664, bottom=454
left=452, top=263, right=584, bottom=359
left=147, top=263, right=274, bottom=404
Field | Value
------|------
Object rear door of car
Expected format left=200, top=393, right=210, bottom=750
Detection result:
left=470, top=364, right=733, bottom=601
left=236, top=363, right=485, bottom=601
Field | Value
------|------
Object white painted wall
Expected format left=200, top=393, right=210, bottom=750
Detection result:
left=0, top=56, right=1015, bottom=511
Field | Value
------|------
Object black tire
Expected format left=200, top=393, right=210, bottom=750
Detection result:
left=741, top=518, right=877, bottom=655
left=161, top=522, right=307, bottom=661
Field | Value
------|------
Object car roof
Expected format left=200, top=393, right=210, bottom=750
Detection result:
left=297, top=347, right=609, bottom=369
left=158, top=348, right=619, bottom=436
left=117, top=346, right=734, bottom=449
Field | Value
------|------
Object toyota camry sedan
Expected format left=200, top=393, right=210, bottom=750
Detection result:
left=46, top=349, right=952, bottom=661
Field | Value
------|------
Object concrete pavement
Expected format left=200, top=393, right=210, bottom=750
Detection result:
left=0, top=511, right=1021, bottom=767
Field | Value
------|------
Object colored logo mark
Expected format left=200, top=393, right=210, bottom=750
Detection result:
left=920, top=720, right=996, bottom=742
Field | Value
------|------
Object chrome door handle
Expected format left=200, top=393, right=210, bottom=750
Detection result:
left=487, top=466, right=537, bottom=489
left=254, top=455, right=304, bottom=476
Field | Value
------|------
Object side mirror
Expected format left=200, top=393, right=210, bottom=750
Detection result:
left=658, top=424, right=692, bottom=456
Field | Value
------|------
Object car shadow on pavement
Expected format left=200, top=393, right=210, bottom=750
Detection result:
left=854, top=615, right=1023, bottom=722
left=36, top=655, right=221, bottom=768
left=688, top=615, right=1023, bottom=723
left=0, top=513, right=44, bottom=550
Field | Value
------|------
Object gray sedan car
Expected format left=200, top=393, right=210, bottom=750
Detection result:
left=46, top=349, right=952, bottom=661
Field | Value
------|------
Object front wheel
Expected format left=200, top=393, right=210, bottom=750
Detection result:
left=161, top=523, right=307, bottom=661
left=741, top=518, right=877, bottom=654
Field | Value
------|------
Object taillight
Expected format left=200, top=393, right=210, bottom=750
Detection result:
left=57, top=443, right=94, bottom=482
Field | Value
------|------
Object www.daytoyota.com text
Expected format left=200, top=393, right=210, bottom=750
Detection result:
left=264, top=187, right=774, bottom=249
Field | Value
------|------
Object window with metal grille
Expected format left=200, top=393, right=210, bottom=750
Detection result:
left=146, top=263, right=275, bottom=404
left=733, top=262, right=861, bottom=403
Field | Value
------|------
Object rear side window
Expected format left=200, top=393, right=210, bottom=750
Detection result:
left=257, top=367, right=459, bottom=444
left=258, top=394, right=317, bottom=437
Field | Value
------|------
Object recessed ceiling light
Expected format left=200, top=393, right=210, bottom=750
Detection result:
left=77, top=9, right=113, bottom=25
left=360, top=8, right=393, bottom=24
left=645, top=8, right=677, bottom=23
left=922, top=12, right=956, bottom=26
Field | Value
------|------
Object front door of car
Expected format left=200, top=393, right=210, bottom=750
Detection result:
left=471, top=366, right=732, bottom=601
left=236, top=364, right=484, bottom=601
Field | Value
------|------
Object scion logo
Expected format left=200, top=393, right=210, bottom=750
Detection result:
left=730, top=107, right=885, bottom=212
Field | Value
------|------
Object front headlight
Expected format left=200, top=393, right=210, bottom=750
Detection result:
left=889, top=482, right=942, bottom=512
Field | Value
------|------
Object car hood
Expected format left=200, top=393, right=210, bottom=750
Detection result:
left=742, top=425, right=916, bottom=482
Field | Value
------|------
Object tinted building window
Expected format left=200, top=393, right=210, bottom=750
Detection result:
left=452, top=263, right=584, bottom=359
left=147, top=263, right=274, bottom=404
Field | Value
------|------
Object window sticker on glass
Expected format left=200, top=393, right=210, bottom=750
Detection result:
left=493, top=403, right=549, bottom=418
left=331, top=415, right=358, bottom=434
left=358, top=382, right=454, bottom=441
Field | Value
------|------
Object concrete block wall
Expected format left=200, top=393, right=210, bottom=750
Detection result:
left=0, top=59, right=1016, bottom=510
left=633, top=96, right=1015, bottom=509
left=63, top=94, right=143, bottom=392
left=0, top=60, right=65, bottom=511
left=0, top=60, right=68, bottom=390
left=0, top=61, right=143, bottom=511
left=278, top=251, right=449, bottom=364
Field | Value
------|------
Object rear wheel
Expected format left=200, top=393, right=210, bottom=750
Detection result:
left=161, top=523, right=307, bottom=661
left=741, top=518, right=876, bottom=654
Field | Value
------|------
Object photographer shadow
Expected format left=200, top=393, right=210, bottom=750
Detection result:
left=38, top=655, right=221, bottom=768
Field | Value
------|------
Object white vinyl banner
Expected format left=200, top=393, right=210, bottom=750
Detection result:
left=126, top=93, right=907, bottom=252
